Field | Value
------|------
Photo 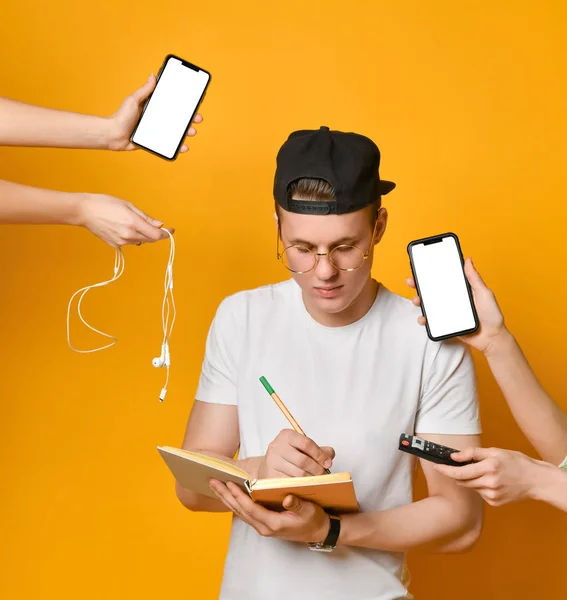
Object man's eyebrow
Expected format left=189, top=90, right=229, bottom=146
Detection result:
left=287, top=235, right=359, bottom=247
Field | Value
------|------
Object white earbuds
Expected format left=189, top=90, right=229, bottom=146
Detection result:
left=152, top=229, right=176, bottom=402
left=152, top=343, right=168, bottom=368
left=66, top=248, right=125, bottom=353
left=67, top=228, right=176, bottom=402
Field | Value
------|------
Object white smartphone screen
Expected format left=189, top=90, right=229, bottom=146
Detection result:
left=410, top=235, right=477, bottom=340
left=131, top=56, right=210, bottom=160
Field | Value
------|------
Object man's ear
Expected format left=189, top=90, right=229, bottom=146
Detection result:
left=373, top=207, right=388, bottom=245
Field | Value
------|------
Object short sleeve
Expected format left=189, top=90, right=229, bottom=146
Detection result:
left=195, top=297, right=240, bottom=406
left=415, top=341, right=481, bottom=435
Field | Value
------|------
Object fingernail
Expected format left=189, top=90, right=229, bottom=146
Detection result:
left=324, top=458, right=332, bottom=468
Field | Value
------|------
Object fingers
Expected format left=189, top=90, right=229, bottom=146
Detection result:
left=289, top=432, right=334, bottom=471
left=285, top=448, right=329, bottom=476
left=126, top=204, right=175, bottom=244
left=406, top=277, right=424, bottom=322
left=454, top=474, right=494, bottom=490
left=134, top=221, right=169, bottom=244
left=435, top=448, right=499, bottom=481
left=209, top=480, right=277, bottom=536
left=178, top=115, right=202, bottom=153
left=127, top=203, right=163, bottom=227
left=268, top=430, right=334, bottom=476
left=132, top=73, right=157, bottom=104
left=453, top=446, right=496, bottom=463
left=319, top=446, right=336, bottom=461
left=435, top=460, right=491, bottom=481
left=270, top=446, right=329, bottom=477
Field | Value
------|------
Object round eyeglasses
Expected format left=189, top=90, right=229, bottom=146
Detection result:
left=277, top=220, right=379, bottom=274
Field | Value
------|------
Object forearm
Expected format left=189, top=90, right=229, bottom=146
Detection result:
left=339, top=495, right=482, bottom=554
left=530, top=461, right=567, bottom=512
left=176, top=453, right=262, bottom=513
left=485, top=331, right=567, bottom=464
left=0, top=96, right=112, bottom=150
left=0, top=179, right=84, bottom=225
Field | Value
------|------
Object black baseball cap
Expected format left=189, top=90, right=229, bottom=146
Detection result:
left=274, top=126, right=396, bottom=215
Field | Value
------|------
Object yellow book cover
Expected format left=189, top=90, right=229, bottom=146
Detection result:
left=157, top=446, right=359, bottom=514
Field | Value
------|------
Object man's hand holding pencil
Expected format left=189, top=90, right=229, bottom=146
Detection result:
left=258, top=376, right=334, bottom=479
left=258, top=429, right=335, bottom=479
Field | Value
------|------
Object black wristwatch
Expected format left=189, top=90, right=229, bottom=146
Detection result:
left=306, top=514, right=341, bottom=552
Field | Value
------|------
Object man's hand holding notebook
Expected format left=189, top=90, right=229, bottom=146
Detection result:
left=158, top=377, right=359, bottom=515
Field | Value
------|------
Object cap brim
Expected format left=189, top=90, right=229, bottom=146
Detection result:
left=379, top=180, right=396, bottom=195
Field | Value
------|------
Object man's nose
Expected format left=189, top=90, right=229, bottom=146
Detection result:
left=314, top=253, right=337, bottom=280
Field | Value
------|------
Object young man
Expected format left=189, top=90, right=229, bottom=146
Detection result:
left=176, top=126, right=483, bottom=600
left=0, top=76, right=202, bottom=247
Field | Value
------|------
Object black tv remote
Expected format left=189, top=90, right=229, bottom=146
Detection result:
left=398, top=434, right=474, bottom=466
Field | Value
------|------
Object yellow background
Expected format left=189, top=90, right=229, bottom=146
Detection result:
left=1, top=1, right=566, bottom=598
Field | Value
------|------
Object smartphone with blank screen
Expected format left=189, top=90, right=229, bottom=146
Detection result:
left=130, top=54, right=210, bottom=161
left=407, top=233, right=479, bottom=342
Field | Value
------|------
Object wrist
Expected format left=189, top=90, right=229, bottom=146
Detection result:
left=103, top=116, right=128, bottom=151
left=336, top=512, right=360, bottom=547
left=484, top=328, right=514, bottom=359
left=80, top=115, right=114, bottom=150
left=528, top=460, right=562, bottom=502
left=62, top=192, right=85, bottom=227
left=238, top=456, right=262, bottom=480
left=312, top=512, right=331, bottom=543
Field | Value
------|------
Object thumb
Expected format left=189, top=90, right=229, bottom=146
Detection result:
left=283, top=494, right=303, bottom=513
left=451, top=446, right=490, bottom=463
left=128, top=203, right=163, bottom=227
left=464, top=257, right=487, bottom=293
left=132, top=73, right=157, bottom=103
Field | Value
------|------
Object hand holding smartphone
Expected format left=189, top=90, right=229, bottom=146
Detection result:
left=131, top=54, right=211, bottom=161
left=407, top=233, right=479, bottom=342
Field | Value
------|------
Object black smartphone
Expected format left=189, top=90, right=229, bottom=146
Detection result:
left=407, top=232, right=479, bottom=342
left=398, top=434, right=474, bottom=466
left=130, top=54, right=211, bottom=161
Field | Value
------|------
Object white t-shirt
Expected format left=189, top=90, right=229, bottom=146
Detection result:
left=196, top=279, right=480, bottom=600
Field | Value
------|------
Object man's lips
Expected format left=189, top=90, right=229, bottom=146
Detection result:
left=313, top=285, right=343, bottom=298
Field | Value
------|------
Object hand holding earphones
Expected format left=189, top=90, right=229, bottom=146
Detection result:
left=67, top=227, right=176, bottom=402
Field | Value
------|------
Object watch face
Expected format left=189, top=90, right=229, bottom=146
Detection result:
left=307, top=543, right=334, bottom=552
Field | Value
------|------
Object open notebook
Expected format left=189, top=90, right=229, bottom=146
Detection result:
left=157, top=446, right=359, bottom=513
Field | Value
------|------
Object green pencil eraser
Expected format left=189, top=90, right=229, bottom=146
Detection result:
left=259, top=376, right=274, bottom=395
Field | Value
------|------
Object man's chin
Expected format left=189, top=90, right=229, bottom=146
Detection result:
left=311, top=294, right=352, bottom=314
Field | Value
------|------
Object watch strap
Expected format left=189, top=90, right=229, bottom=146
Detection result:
left=306, top=514, right=341, bottom=551
left=323, top=514, right=341, bottom=547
